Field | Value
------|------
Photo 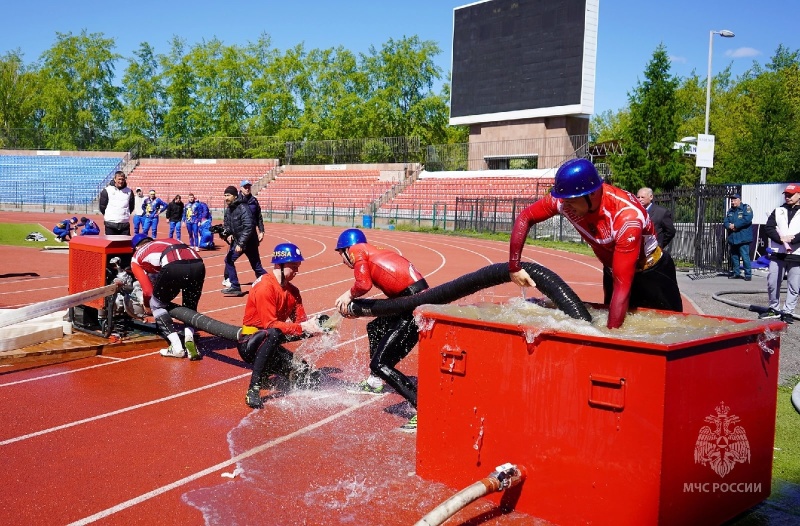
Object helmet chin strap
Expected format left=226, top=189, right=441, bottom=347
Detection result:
left=279, top=264, right=286, bottom=286
left=584, top=191, right=599, bottom=213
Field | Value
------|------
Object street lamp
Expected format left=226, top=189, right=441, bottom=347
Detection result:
left=700, top=29, right=735, bottom=185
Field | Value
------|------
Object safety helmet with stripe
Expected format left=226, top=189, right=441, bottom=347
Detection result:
left=336, top=228, right=367, bottom=251
left=272, top=243, right=304, bottom=264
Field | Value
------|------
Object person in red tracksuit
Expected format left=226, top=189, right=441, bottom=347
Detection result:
left=334, top=229, right=429, bottom=432
left=509, top=158, right=682, bottom=329
left=130, top=233, right=205, bottom=360
left=238, top=243, right=325, bottom=409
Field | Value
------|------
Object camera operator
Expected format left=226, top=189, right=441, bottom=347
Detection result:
left=220, top=185, right=266, bottom=296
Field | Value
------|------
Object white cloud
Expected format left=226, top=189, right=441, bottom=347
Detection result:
left=669, top=55, right=688, bottom=64
left=725, top=47, right=760, bottom=59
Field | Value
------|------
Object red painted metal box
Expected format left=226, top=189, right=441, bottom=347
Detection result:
left=68, top=235, right=132, bottom=308
left=415, top=306, right=782, bottom=525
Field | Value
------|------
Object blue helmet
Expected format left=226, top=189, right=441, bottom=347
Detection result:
left=550, top=159, right=603, bottom=199
left=272, top=243, right=304, bottom=264
left=336, top=229, right=367, bottom=250
left=131, top=233, right=152, bottom=250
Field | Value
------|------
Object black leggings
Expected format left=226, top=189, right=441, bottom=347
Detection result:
left=367, top=313, right=420, bottom=408
left=602, top=251, right=683, bottom=313
left=238, top=329, right=296, bottom=389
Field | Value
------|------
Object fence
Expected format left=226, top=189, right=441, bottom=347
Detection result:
left=450, top=185, right=738, bottom=277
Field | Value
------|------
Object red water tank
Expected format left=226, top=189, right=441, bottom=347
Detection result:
left=415, top=307, right=783, bottom=525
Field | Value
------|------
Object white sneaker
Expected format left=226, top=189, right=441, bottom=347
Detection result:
left=159, top=345, right=186, bottom=358
left=184, top=328, right=201, bottom=361
left=222, top=278, right=231, bottom=288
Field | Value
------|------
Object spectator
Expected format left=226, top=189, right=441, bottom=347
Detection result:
left=129, top=233, right=204, bottom=360
left=239, top=180, right=265, bottom=245
left=78, top=217, right=100, bottom=236
left=334, top=228, right=429, bottom=432
left=238, top=243, right=325, bottom=409
left=141, top=190, right=168, bottom=238
left=221, top=185, right=266, bottom=296
left=508, top=158, right=683, bottom=330
left=636, top=187, right=676, bottom=250
left=165, top=195, right=184, bottom=240
left=132, top=187, right=146, bottom=234
left=98, top=171, right=135, bottom=235
left=724, top=193, right=754, bottom=281
left=53, top=217, right=78, bottom=242
left=760, top=184, right=800, bottom=323
left=183, top=193, right=201, bottom=250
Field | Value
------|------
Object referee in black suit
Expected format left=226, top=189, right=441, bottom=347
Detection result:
left=637, top=187, right=676, bottom=250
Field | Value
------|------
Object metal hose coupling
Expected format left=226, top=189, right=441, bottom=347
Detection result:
left=486, top=463, right=525, bottom=492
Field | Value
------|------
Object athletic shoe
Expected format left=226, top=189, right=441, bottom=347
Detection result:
left=399, top=414, right=417, bottom=433
left=758, top=308, right=781, bottom=320
left=221, top=286, right=242, bottom=295
left=185, top=328, right=202, bottom=361
left=744, top=276, right=752, bottom=281
left=728, top=274, right=742, bottom=279
left=781, top=312, right=795, bottom=324
left=222, top=278, right=231, bottom=288
left=346, top=380, right=385, bottom=396
left=159, top=345, right=186, bottom=358
left=246, top=386, right=264, bottom=409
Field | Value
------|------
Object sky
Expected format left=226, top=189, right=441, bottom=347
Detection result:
left=1, top=0, right=797, bottom=117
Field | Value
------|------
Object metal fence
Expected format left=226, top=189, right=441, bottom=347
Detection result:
left=425, top=135, right=589, bottom=171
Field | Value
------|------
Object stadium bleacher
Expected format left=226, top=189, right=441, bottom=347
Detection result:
left=0, top=154, right=124, bottom=207
left=378, top=173, right=555, bottom=220
left=127, top=161, right=278, bottom=210
left=261, top=170, right=394, bottom=215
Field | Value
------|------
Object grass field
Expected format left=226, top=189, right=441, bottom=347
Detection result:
left=0, top=222, right=60, bottom=247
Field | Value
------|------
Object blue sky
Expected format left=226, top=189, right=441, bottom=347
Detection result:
left=1, top=0, right=796, bottom=116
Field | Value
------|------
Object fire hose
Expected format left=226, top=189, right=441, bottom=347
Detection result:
left=349, top=262, right=592, bottom=322
left=414, top=463, right=525, bottom=526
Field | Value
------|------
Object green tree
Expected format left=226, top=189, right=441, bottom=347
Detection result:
left=362, top=36, right=444, bottom=139
left=159, top=37, right=199, bottom=145
left=115, top=42, right=165, bottom=145
left=608, top=44, right=682, bottom=191
left=726, top=45, right=800, bottom=183
left=38, top=30, right=121, bottom=149
left=0, top=50, right=40, bottom=148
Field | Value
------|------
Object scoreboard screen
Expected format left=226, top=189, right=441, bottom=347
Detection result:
left=450, top=0, right=598, bottom=125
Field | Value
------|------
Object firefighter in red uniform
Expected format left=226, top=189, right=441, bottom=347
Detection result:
left=130, top=233, right=205, bottom=360
left=334, top=229, right=429, bottom=432
left=508, top=158, right=683, bottom=329
left=238, top=243, right=325, bottom=409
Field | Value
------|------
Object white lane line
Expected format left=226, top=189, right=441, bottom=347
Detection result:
left=67, top=395, right=383, bottom=526
left=0, top=373, right=250, bottom=446
left=0, top=351, right=161, bottom=387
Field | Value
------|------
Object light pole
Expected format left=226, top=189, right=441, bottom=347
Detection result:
left=700, top=29, right=735, bottom=185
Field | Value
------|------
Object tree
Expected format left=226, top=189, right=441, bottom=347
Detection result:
left=362, top=36, right=444, bottom=139
left=725, top=46, right=800, bottom=183
left=115, top=42, right=165, bottom=144
left=38, top=30, right=121, bottom=149
left=608, top=44, right=682, bottom=191
left=0, top=50, right=40, bottom=148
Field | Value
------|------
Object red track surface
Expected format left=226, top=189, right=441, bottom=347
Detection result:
left=0, top=211, right=698, bottom=525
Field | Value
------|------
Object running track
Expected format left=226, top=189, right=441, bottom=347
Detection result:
left=0, top=212, right=698, bottom=525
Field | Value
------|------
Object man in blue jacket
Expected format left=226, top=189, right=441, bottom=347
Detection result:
left=141, top=190, right=168, bottom=238
left=724, top=193, right=754, bottom=281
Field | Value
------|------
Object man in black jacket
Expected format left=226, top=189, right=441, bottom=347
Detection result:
left=637, top=187, right=676, bottom=250
left=221, top=185, right=266, bottom=296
